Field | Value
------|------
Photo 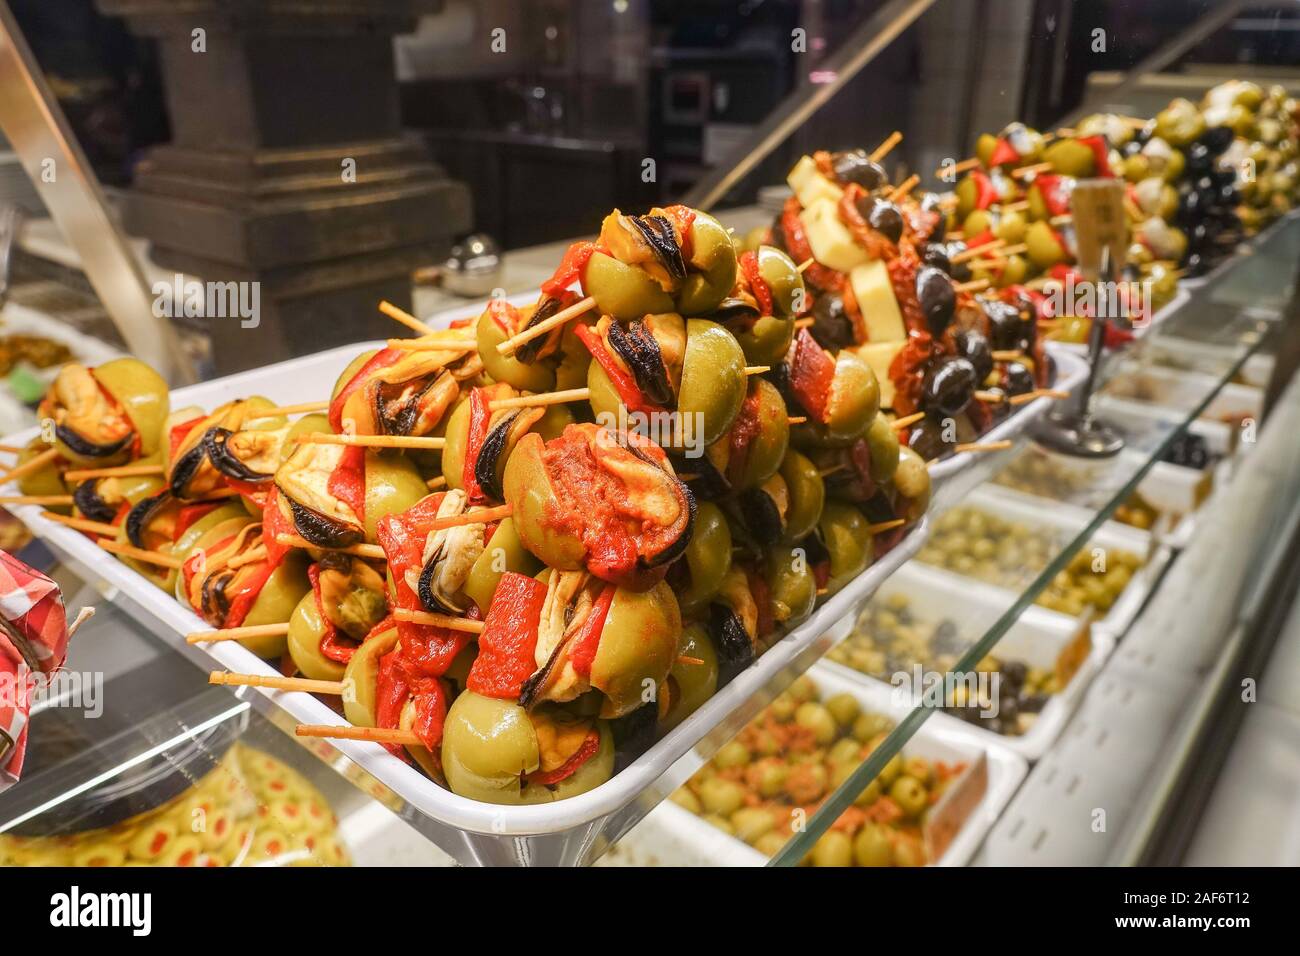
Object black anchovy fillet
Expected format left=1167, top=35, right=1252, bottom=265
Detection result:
left=168, top=441, right=207, bottom=497
left=55, top=424, right=132, bottom=461
left=376, top=376, right=438, bottom=437
left=629, top=214, right=687, bottom=281
left=474, top=411, right=520, bottom=503
left=606, top=320, right=675, bottom=407
left=708, top=603, right=756, bottom=688
left=73, top=481, right=118, bottom=524
left=125, top=492, right=172, bottom=549
left=285, top=496, right=364, bottom=549
left=516, top=296, right=564, bottom=365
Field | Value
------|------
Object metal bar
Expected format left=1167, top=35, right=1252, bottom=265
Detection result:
left=0, top=2, right=195, bottom=384
left=1059, top=0, right=1250, bottom=127
left=681, top=0, right=939, bottom=211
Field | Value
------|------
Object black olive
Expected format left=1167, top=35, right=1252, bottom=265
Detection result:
left=1002, top=362, right=1035, bottom=396
left=708, top=603, right=756, bottom=688
left=809, top=292, right=856, bottom=350
left=921, top=356, right=977, bottom=420
left=73, top=480, right=118, bottom=524
left=739, top=486, right=785, bottom=546
left=998, top=694, right=1020, bottom=725
left=285, top=496, right=364, bottom=549
left=125, top=491, right=172, bottom=549
left=800, top=528, right=832, bottom=567
left=713, top=297, right=761, bottom=326
left=674, top=450, right=729, bottom=500
left=867, top=201, right=904, bottom=244
left=1002, top=660, right=1027, bottom=687
left=609, top=703, right=659, bottom=773
left=1020, top=692, right=1049, bottom=714
left=981, top=299, right=1023, bottom=350
left=830, top=150, right=887, bottom=190
left=905, top=418, right=953, bottom=459
left=473, top=411, right=520, bottom=502
left=921, top=242, right=952, bottom=274
left=953, top=328, right=993, bottom=381
left=1195, top=125, right=1234, bottom=156
left=915, top=266, right=956, bottom=337
left=54, top=423, right=132, bottom=460
left=606, top=319, right=675, bottom=408
left=628, top=214, right=686, bottom=281
left=204, top=427, right=274, bottom=484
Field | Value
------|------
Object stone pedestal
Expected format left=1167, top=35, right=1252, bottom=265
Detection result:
left=97, top=0, right=471, bottom=373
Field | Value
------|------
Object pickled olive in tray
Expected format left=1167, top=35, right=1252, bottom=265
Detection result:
left=670, top=675, right=963, bottom=866
left=7, top=200, right=929, bottom=812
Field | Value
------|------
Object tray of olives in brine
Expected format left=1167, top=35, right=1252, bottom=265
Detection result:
left=4, top=329, right=932, bottom=867
left=915, top=485, right=1171, bottom=641
left=821, top=562, right=1112, bottom=760
left=641, top=665, right=1026, bottom=866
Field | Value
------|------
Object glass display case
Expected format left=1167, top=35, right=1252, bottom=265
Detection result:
left=0, top=0, right=1299, bottom=869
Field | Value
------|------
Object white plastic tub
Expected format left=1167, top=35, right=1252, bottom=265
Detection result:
left=1, top=330, right=928, bottom=866
left=610, top=664, right=1027, bottom=866
left=820, top=561, right=1112, bottom=761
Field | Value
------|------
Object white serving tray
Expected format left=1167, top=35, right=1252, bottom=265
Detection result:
left=922, top=484, right=1171, bottom=643
left=0, top=327, right=929, bottom=866
left=929, top=344, right=1089, bottom=513
left=819, top=560, right=1112, bottom=761
left=611, top=664, right=1027, bottom=866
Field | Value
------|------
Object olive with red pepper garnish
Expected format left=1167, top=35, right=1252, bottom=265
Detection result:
left=915, top=266, right=956, bottom=337
left=705, top=376, right=789, bottom=492
left=442, top=692, right=615, bottom=805
left=440, top=386, right=573, bottom=498
left=39, top=359, right=169, bottom=466
left=891, top=445, right=931, bottom=523
left=831, top=149, right=888, bottom=190
left=73, top=470, right=164, bottom=526
left=286, top=556, right=388, bottom=681
left=462, top=517, right=542, bottom=616
left=921, top=356, right=978, bottom=420
left=503, top=423, right=695, bottom=591
left=752, top=245, right=806, bottom=319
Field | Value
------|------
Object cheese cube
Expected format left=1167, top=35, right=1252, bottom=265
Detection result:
left=800, top=199, right=869, bottom=273
left=849, top=260, right=906, bottom=343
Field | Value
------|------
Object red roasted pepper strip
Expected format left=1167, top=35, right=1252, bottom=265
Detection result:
left=779, top=198, right=838, bottom=291
left=573, top=322, right=654, bottom=414
left=328, top=347, right=405, bottom=432
left=988, top=137, right=1020, bottom=167
left=738, top=250, right=774, bottom=316
left=374, top=649, right=411, bottom=759
left=967, top=170, right=998, bottom=210
left=568, top=583, right=616, bottom=679
left=465, top=571, right=548, bottom=699
left=224, top=560, right=277, bottom=630
left=528, top=730, right=601, bottom=786
left=308, top=564, right=356, bottom=665
left=171, top=502, right=221, bottom=542
left=328, top=445, right=367, bottom=526
left=462, top=387, right=492, bottom=504
left=486, top=298, right=520, bottom=336
left=542, top=240, right=600, bottom=298
left=788, top=328, right=835, bottom=422
left=1076, top=135, right=1113, bottom=178
left=168, top=416, right=206, bottom=461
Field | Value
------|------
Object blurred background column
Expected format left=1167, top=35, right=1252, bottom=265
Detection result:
left=95, top=0, right=470, bottom=373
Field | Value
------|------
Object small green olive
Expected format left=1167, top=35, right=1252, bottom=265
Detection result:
left=730, top=314, right=794, bottom=367
left=679, top=501, right=732, bottom=617
left=583, top=250, right=675, bottom=320
left=363, top=450, right=428, bottom=541
left=892, top=445, right=931, bottom=522
left=236, top=550, right=311, bottom=659
left=778, top=449, right=825, bottom=543
left=864, top=415, right=900, bottom=484
left=441, top=691, right=541, bottom=804
left=476, top=306, right=557, bottom=393
left=817, top=502, right=873, bottom=595
left=286, top=591, right=346, bottom=682
left=824, top=350, right=880, bottom=441
left=675, top=211, right=738, bottom=316
left=462, top=517, right=542, bottom=615
left=678, top=319, right=747, bottom=448
left=662, top=622, right=719, bottom=731
left=763, top=545, right=816, bottom=628
left=755, top=245, right=805, bottom=318
left=341, top=625, right=399, bottom=727
left=590, top=581, right=682, bottom=718
left=729, top=376, right=790, bottom=491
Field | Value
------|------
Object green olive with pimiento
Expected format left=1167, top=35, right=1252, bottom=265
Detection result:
left=662, top=622, right=719, bottom=732
left=547, top=721, right=616, bottom=800
left=286, top=591, right=346, bottom=682
left=341, top=625, right=399, bottom=727
left=779, top=449, right=825, bottom=543
left=1043, top=138, right=1096, bottom=177
left=679, top=501, right=732, bottom=617
left=995, top=209, right=1028, bottom=244
left=463, top=516, right=542, bottom=615
left=731, top=314, right=794, bottom=367
left=675, top=211, right=738, bottom=316
left=219, top=546, right=310, bottom=659
left=962, top=208, right=992, bottom=238
left=363, top=450, right=428, bottom=541
left=763, top=544, right=816, bottom=628
left=583, top=250, right=675, bottom=320
left=994, top=254, right=1030, bottom=288
left=864, top=415, right=900, bottom=484
left=817, top=502, right=873, bottom=595
left=476, top=307, right=557, bottom=393
left=442, top=691, right=540, bottom=803
left=729, top=377, right=789, bottom=491
left=91, top=357, right=170, bottom=459
left=400, top=698, right=445, bottom=784
left=824, top=350, right=879, bottom=441
left=755, top=245, right=805, bottom=318
left=146, top=501, right=247, bottom=594
left=331, top=349, right=377, bottom=402
left=17, top=439, right=69, bottom=503
left=501, top=433, right=587, bottom=571
left=892, top=445, right=931, bottom=522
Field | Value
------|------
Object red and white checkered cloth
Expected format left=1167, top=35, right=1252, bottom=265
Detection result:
left=0, top=551, right=71, bottom=792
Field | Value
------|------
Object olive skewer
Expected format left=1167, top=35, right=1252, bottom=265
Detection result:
left=298, top=433, right=445, bottom=450
left=0, top=447, right=60, bottom=484
left=494, top=295, right=598, bottom=357
left=40, top=511, right=119, bottom=536
left=0, top=443, right=25, bottom=454
left=187, top=622, right=290, bottom=644
left=483, top=366, right=772, bottom=413
left=0, top=493, right=74, bottom=506
left=933, top=157, right=981, bottom=179
left=296, top=724, right=422, bottom=746
left=378, top=298, right=437, bottom=336
left=272, top=533, right=386, bottom=560
left=63, top=462, right=165, bottom=481
left=890, top=411, right=926, bottom=431
left=869, top=130, right=903, bottom=162
left=98, top=538, right=186, bottom=569
left=210, top=671, right=345, bottom=695
left=888, top=174, right=921, bottom=203
left=392, top=607, right=485, bottom=634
